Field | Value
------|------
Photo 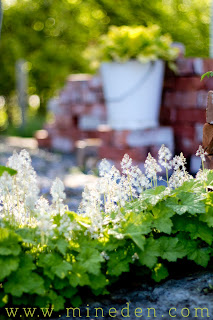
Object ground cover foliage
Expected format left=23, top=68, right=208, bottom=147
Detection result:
left=0, top=146, right=213, bottom=311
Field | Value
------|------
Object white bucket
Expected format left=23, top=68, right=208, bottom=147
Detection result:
left=100, top=60, right=165, bottom=130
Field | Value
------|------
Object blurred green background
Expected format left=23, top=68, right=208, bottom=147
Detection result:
left=0, top=0, right=211, bottom=136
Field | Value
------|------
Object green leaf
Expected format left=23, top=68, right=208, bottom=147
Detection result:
left=69, top=264, right=90, bottom=287
left=158, top=237, right=187, bottom=261
left=76, top=247, right=104, bottom=275
left=89, top=273, right=108, bottom=290
left=173, top=216, right=213, bottom=245
left=0, top=256, right=20, bottom=281
left=139, top=238, right=160, bottom=268
left=152, top=263, right=169, bottom=282
left=52, top=261, right=72, bottom=279
left=71, top=295, right=82, bottom=308
left=107, top=248, right=132, bottom=276
left=62, top=287, right=78, bottom=299
left=201, top=71, right=213, bottom=81
left=121, top=211, right=152, bottom=248
left=0, top=228, right=22, bottom=256
left=38, top=253, right=71, bottom=279
left=15, top=228, right=36, bottom=245
left=47, top=290, right=65, bottom=311
left=122, top=213, right=147, bottom=249
left=4, top=256, right=45, bottom=296
left=54, top=238, right=68, bottom=255
left=152, top=203, right=174, bottom=234
left=166, top=192, right=205, bottom=215
left=200, top=192, right=213, bottom=227
left=54, top=278, right=69, bottom=290
left=141, top=186, right=167, bottom=207
left=178, top=235, right=211, bottom=267
left=128, top=233, right=146, bottom=251
left=0, top=166, right=17, bottom=177
left=188, top=246, right=211, bottom=267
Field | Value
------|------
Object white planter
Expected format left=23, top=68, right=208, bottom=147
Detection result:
left=100, top=60, right=165, bottom=130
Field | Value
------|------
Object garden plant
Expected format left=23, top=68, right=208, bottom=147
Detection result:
left=85, top=25, right=179, bottom=70
left=0, top=145, right=213, bottom=312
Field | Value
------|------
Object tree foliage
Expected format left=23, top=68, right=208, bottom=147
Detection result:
left=0, top=0, right=211, bottom=112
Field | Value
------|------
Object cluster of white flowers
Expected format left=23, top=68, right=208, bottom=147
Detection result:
left=158, top=144, right=172, bottom=170
left=196, top=145, right=207, bottom=162
left=0, top=150, right=74, bottom=241
left=145, top=153, right=162, bottom=183
left=168, top=152, right=193, bottom=188
left=79, top=144, right=207, bottom=238
left=0, top=144, right=208, bottom=242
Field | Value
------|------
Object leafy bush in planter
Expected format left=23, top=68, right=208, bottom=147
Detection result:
left=85, top=25, right=179, bottom=69
left=0, top=146, right=213, bottom=311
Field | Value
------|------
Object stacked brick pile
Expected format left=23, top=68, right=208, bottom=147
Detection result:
left=36, top=58, right=213, bottom=171
left=161, top=58, right=213, bottom=172
left=37, top=74, right=106, bottom=153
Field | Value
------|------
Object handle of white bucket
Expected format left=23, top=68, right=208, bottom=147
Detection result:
left=105, top=61, right=155, bottom=103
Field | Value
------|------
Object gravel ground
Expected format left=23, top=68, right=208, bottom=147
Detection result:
left=49, top=272, right=213, bottom=320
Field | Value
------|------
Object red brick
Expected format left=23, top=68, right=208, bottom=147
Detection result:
left=55, top=128, right=83, bottom=141
left=160, top=107, right=205, bottom=125
left=82, top=130, right=100, bottom=139
left=203, top=59, right=213, bottom=73
left=169, top=77, right=204, bottom=91
left=54, top=115, right=73, bottom=128
left=163, top=77, right=176, bottom=90
left=37, top=138, right=51, bottom=149
left=172, top=125, right=195, bottom=140
left=97, top=125, right=113, bottom=145
left=175, top=137, right=199, bottom=157
left=203, top=77, right=213, bottom=90
left=35, top=130, right=51, bottom=149
left=160, top=107, right=176, bottom=125
left=176, top=58, right=195, bottom=76
left=88, top=76, right=102, bottom=90
left=98, top=146, right=148, bottom=162
left=85, top=104, right=106, bottom=118
left=71, top=104, right=86, bottom=115
left=175, top=109, right=205, bottom=124
left=196, top=90, right=208, bottom=109
left=112, top=130, right=131, bottom=148
left=164, top=91, right=197, bottom=108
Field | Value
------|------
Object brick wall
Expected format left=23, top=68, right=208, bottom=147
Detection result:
left=36, top=59, right=213, bottom=171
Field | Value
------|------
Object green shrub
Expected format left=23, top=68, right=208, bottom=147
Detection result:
left=0, top=146, right=213, bottom=311
left=85, top=25, right=179, bottom=70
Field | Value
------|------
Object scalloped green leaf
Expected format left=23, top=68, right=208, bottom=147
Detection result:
left=139, top=238, right=160, bottom=268
left=4, top=256, right=45, bottom=296
left=76, top=247, right=104, bottom=275
left=173, top=215, right=213, bottom=245
left=158, top=237, right=187, bottom=261
left=0, top=256, right=20, bottom=281
left=166, top=192, right=205, bottom=215
left=0, top=228, right=22, bottom=256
